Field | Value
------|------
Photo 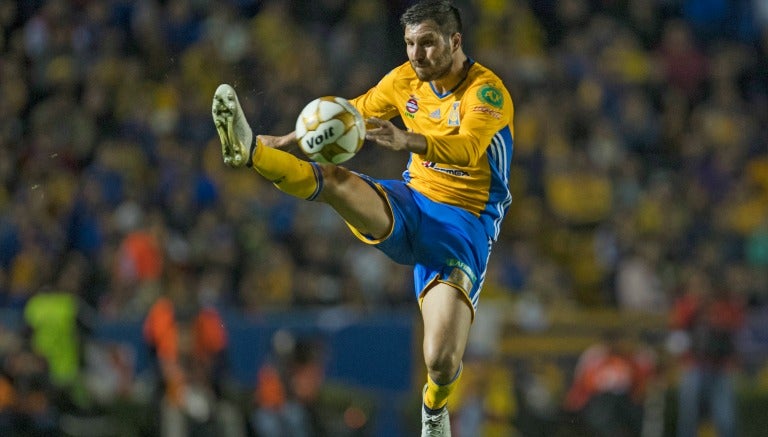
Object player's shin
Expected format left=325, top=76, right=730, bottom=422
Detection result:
left=424, top=362, right=463, bottom=412
left=250, top=138, right=322, bottom=200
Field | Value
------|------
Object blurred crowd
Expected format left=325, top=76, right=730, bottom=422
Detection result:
left=1, top=0, right=768, bottom=435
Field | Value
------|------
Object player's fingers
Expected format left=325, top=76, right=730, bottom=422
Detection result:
left=365, top=132, right=382, bottom=143
left=365, top=131, right=391, bottom=147
left=366, top=117, right=395, bottom=132
left=365, top=126, right=387, bottom=139
left=365, top=117, right=384, bottom=127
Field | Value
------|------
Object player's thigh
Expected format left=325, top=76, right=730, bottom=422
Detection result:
left=412, top=196, right=491, bottom=312
left=316, top=164, right=392, bottom=238
left=421, top=282, right=473, bottom=368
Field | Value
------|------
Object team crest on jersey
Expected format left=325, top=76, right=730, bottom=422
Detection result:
left=447, top=102, right=460, bottom=126
left=405, top=96, right=419, bottom=118
left=477, top=84, right=503, bottom=109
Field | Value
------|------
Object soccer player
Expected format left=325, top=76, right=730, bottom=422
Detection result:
left=211, top=1, right=514, bottom=435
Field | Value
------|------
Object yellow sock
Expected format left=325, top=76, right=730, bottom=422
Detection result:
left=423, top=364, right=463, bottom=411
left=250, top=138, right=321, bottom=200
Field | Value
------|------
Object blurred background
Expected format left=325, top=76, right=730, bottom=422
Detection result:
left=1, top=0, right=767, bottom=436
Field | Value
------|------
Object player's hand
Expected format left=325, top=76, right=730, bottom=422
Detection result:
left=365, top=117, right=426, bottom=154
left=257, top=132, right=297, bottom=150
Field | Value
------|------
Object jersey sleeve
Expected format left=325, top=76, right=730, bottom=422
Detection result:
left=423, top=81, right=513, bottom=167
left=348, top=70, right=401, bottom=121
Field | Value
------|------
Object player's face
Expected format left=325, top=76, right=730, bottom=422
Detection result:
left=404, top=21, right=454, bottom=82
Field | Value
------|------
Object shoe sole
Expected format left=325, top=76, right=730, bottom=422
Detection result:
left=212, top=84, right=250, bottom=167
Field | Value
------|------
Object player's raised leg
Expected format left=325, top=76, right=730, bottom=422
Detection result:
left=211, top=84, right=392, bottom=238
left=420, top=282, right=473, bottom=436
left=212, top=83, right=322, bottom=200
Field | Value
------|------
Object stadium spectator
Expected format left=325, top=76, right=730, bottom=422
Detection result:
left=0, top=343, right=59, bottom=437
left=142, top=269, right=237, bottom=437
left=564, top=330, right=657, bottom=437
left=250, top=334, right=326, bottom=437
left=669, top=267, right=746, bottom=437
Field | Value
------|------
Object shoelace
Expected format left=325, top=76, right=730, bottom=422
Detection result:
left=423, top=411, right=446, bottom=436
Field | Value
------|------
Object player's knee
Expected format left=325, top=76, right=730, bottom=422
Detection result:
left=317, top=163, right=350, bottom=192
left=423, top=345, right=461, bottom=383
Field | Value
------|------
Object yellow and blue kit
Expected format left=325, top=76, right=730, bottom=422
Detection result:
left=347, top=59, right=514, bottom=314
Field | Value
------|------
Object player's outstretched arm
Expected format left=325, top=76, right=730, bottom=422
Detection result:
left=365, top=117, right=427, bottom=154
left=258, top=132, right=297, bottom=151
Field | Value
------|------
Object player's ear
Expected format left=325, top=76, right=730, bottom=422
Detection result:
left=451, top=32, right=462, bottom=51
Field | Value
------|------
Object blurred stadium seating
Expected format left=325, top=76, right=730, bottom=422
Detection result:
left=1, top=0, right=768, bottom=436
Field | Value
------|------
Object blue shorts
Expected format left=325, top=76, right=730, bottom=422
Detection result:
left=346, top=178, right=492, bottom=316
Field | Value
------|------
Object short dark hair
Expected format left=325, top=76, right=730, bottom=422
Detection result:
left=400, top=0, right=462, bottom=36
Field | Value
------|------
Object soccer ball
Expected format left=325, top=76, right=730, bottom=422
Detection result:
left=295, top=96, right=365, bottom=164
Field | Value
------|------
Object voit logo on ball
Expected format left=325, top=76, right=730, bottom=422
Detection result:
left=303, top=124, right=340, bottom=151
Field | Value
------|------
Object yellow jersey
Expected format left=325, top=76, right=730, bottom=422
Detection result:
left=350, top=60, right=515, bottom=240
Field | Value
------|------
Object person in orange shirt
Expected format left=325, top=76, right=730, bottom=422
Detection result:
left=564, top=330, right=656, bottom=437
left=143, top=294, right=229, bottom=433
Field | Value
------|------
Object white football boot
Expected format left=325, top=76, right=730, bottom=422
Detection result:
left=421, top=405, right=451, bottom=437
left=212, top=83, right=253, bottom=168
left=421, top=384, right=451, bottom=437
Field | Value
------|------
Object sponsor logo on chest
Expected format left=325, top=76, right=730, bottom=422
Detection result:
left=422, top=160, right=470, bottom=176
left=405, top=95, right=419, bottom=118
left=403, top=96, right=462, bottom=127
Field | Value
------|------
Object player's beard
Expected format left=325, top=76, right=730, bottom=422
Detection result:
left=411, top=44, right=453, bottom=82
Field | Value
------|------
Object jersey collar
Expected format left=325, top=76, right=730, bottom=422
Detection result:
left=429, top=58, right=475, bottom=98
